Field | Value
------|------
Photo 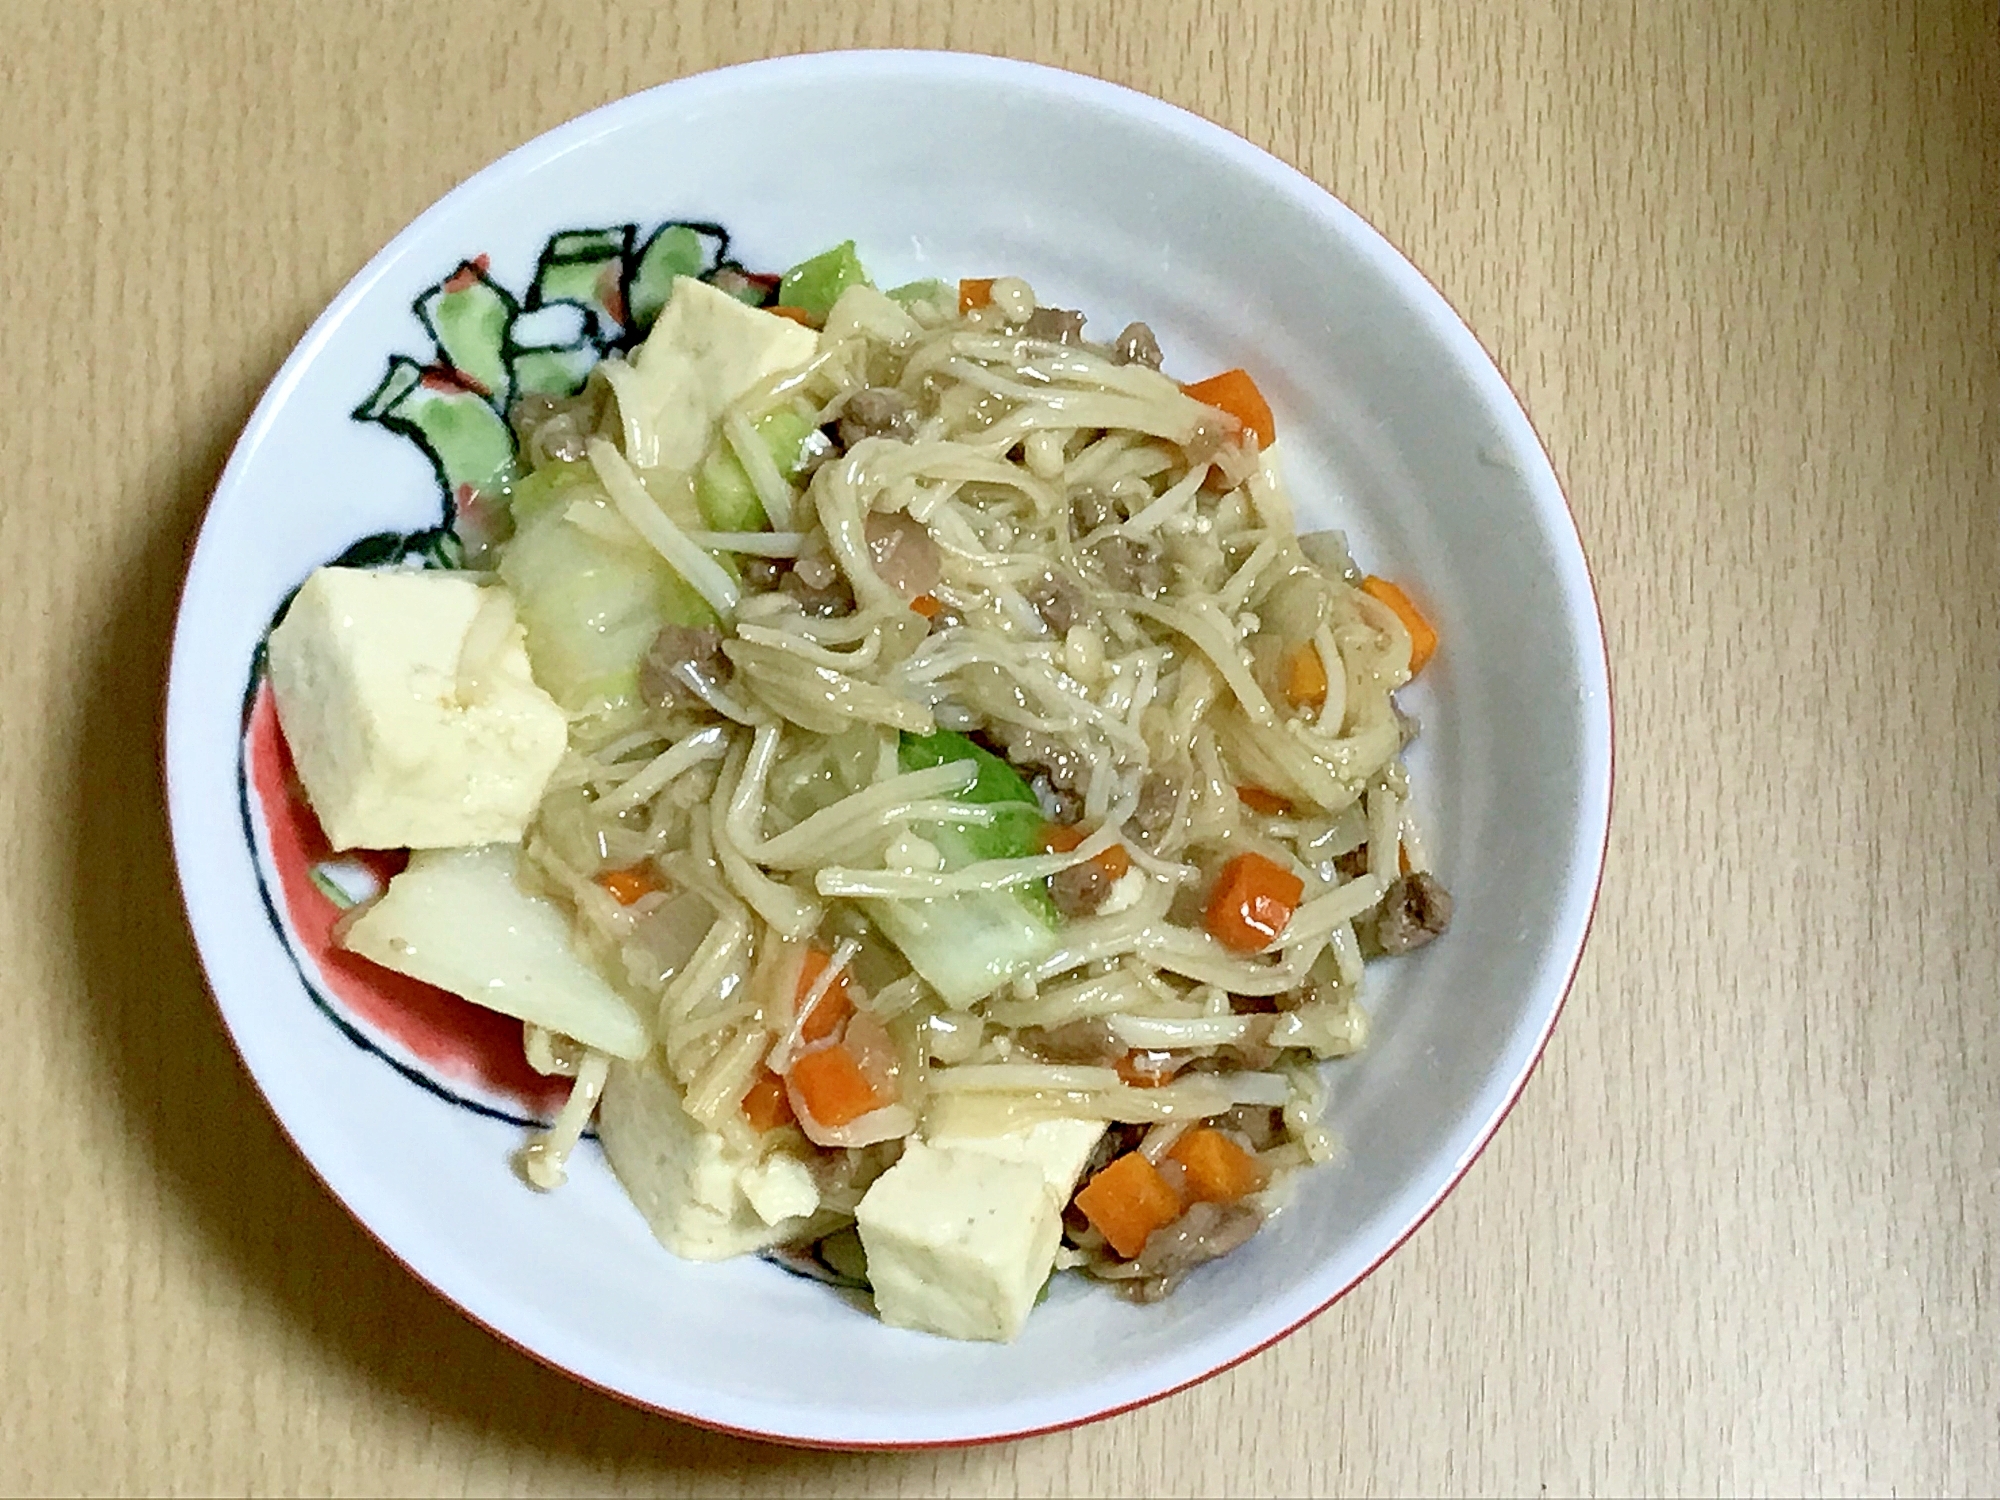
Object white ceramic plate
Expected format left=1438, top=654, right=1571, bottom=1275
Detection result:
left=165, top=51, right=1612, bottom=1447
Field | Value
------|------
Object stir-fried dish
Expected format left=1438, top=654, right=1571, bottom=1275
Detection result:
left=266, top=242, right=1450, bottom=1342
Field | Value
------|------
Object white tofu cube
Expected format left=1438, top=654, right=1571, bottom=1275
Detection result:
left=739, top=1154, right=821, bottom=1226
left=855, top=1140, right=1062, bottom=1343
left=923, top=1117, right=1107, bottom=1205
left=597, top=1056, right=824, bottom=1262
left=605, top=276, right=819, bottom=471
left=266, top=568, right=567, bottom=851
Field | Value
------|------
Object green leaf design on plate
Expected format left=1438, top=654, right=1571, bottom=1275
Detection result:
left=353, top=219, right=774, bottom=543
left=527, top=226, right=636, bottom=341
left=415, top=259, right=518, bottom=408
left=509, top=342, right=599, bottom=399
left=628, top=222, right=726, bottom=332
left=353, top=356, right=516, bottom=501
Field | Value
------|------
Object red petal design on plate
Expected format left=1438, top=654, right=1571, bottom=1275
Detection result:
left=596, top=262, right=627, bottom=327
left=245, top=678, right=571, bottom=1116
left=417, top=362, right=491, bottom=398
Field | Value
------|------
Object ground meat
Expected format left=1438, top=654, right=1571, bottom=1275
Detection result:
left=794, top=433, right=836, bottom=483
left=1111, top=1201, right=1264, bottom=1302
left=779, top=548, right=855, bottom=616
left=836, top=386, right=916, bottom=448
left=1127, top=772, right=1183, bottom=846
left=1089, top=534, right=1168, bottom=598
left=1121, top=1050, right=1182, bottom=1087
left=1111, top=321, right=1164, bottom=369
left=1050, top=859, right=1113, bottom=919
left=1025, top=569, right=1084, bottom=634
left=781, top=571, right=854, bottom=617
left=1219, top=1105, right=1285, bottom=1151
left=1031, top=772, right=1084, bottom=826
left=991, top=724, right=1089, bottom=793
left=1270, top=977, right=1334, bottom=1013
left=864, top=511, right=941, bottom=600
left=507, top=385, right=609, bottom=468
left=1216, top=1034, right=1282, bottom=1071
left=1181, top=415, right=1233, bottom=467
left=637, top=624, right=730, bottom=708
left=741, top=555, right=788, bottom=591
left=1020, top=1020, right=1120, bottom=1065
left=1333, top=847, right=1371, bottom=881
left=1371, top=871, right=1453, bottom=954
left=506, top=392, right=571, bottom=455
left=1023, top=306, right=1087, bottom=344
left=1069, top=486, right=1118, bottom=535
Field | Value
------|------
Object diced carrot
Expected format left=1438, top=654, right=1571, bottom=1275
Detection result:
left=1236, top=785, right=1293, bottom=816
left=958, top=277, right=996, bottom=313
left=1040, top=823, right=1132, bottom=882
left=1074, top=1150, right=1184, bottom=1258
left=767, top=304, right=818, bottom=327
left=1360, top=576, right=1438, bottom=676
left=1399, top=844, right=1413, bottom=876
left=1167, top=1127, right=1268, bottom=1204
left=795, top=946, right=854, bottom=1045
left=1041, top=824, right=1087, bottom=854
left=1205, top=851, right=1305, bottom=953
left=788, top=1044, right=882, bottom=1128
left=909, top=592, right=942, bottom=620
left=594, top=864, right=662, bottom=907
left=1283, top=641, right=1328, bottom=712
left=741, top=1068, right=795, bottom=1133
left=1181, top=368, right=1276, bottom=447
left=1116, top=1050, right=1179, bottom=1088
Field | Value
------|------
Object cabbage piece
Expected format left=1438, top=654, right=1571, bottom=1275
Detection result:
left=778, top=241, right=870, bottom=320
left=341, top=845, right=650, bottom=1060
left=865, top=731, right=1059, bottom=1007
left=498, top=485, right=715, bottom=713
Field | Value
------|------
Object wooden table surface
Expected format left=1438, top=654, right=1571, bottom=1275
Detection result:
left=2, top=2, right=1993, bottom=1495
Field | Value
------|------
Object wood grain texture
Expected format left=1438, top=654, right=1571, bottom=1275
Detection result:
left=0, top=0, right=1992, bottom=1493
